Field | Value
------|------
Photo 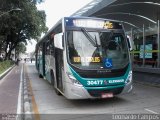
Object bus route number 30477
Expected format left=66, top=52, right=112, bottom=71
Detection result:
left=87, top=80, right=103, bottom=86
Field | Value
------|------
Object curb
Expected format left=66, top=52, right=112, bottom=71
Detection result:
left=134, top=81, right=160, bottom=88
left=133, top=71, right=160, bottom=88
left=133, top=67, right=160, bottom=75
left=16, top=64, right=34, bottom=120
left=23, top=64, right=33, bottom=120
left=0, top=65, right=15, bottom=80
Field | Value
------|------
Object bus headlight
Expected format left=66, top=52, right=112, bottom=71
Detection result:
left=125, top=71, right=132, bottom=84
left=67, top=73, right=82, bottom=87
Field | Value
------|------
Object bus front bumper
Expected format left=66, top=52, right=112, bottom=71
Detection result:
left=64, top=82, right=132, bottom=99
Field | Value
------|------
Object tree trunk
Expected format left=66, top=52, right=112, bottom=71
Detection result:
left=4, top=41, right=9, bottom=60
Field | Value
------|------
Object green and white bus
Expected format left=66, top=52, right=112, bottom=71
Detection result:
left=35, top=17, right=132, bottom=99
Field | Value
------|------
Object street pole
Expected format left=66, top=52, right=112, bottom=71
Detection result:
left=142, top=24, right=145, bottom=67
left=157, top=20, right=160, bottom=67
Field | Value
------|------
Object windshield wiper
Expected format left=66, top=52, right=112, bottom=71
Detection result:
left=81, top=28, right=97, bottom=47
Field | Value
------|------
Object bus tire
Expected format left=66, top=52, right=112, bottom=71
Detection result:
left=39, top=74, right=43, bottom=78
left=50, top=70, right=55, bottom=86
left=38, top=64, right=43, bottom=78
left=55, top=88, right=61, bottom=95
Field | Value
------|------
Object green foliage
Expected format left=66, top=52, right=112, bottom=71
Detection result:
left=0, top=60, right=14, bottom=74
left=0, top=0, right=48, bottom=59
left=16, top=42, right=27, bottom=54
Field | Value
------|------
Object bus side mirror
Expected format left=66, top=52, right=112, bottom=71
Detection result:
left=127, top=37, right=133, bottom=51
left=54, top=33, right=64, bottom=50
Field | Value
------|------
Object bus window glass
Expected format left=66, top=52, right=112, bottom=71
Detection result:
left=45, top=41, right=50, bottom=55
left=38, top=45, right=42, bottom=56
left=50, top=44, right=54, bottom=56
left=67, top=31, right=129, bottom=69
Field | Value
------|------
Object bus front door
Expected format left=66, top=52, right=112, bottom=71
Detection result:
left=55, top=49, right=64, bottom=94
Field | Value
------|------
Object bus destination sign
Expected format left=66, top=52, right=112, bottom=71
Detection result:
left=65, top=18, right=122, bottom=29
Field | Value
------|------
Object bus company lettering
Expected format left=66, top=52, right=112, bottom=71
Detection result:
left=73, top=57, right=101, bottom=63
left=108, top=79, right=124, bottom=83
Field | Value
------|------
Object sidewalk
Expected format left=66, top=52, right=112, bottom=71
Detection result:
left=133, top=66, right=160, bottom=75
left=133, top=66, right=160, bottom=87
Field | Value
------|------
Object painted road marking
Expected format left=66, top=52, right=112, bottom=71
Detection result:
left=0, top=66, right=15, bottom=84
left=145, top=108, right=159, bottom=114
left=26, top=64, right=40, bottom=120
left=29, top=81, right=40, bottom=120
left=16, top=64, right=23, bottom=119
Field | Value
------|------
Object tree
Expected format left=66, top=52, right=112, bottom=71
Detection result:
left=16, top=42, right=27, bottom=55
left=0, top=0, right=48, bottom=60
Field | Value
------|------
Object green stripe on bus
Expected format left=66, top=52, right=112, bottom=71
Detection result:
left=69, top=64, right=130, bottom=90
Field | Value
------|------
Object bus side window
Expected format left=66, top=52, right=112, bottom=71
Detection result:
left=45, top=41, right=50, bottom=55
left=50, top=38, right=55, bottom=56
left=38, top=45, right=42, bottom=56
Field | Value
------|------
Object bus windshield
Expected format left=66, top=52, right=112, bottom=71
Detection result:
left=67, top=30, right=129, bottom=70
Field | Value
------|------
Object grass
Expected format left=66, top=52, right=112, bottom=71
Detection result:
left=0, top=60, right=14, bottom=75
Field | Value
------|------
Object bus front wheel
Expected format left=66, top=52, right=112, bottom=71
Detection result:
left=39, top=74, right=43, bottom=78
left=55, top=88, right=61, bottom=95
left=51, top=70, right=55, bottom=86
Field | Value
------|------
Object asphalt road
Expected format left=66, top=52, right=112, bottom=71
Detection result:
left=0, top=64, right=21, bottom=114
left=25, top=62, right=160, bottom=120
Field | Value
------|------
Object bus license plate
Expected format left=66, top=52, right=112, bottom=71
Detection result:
left=101, top=93, right=113, bottom=98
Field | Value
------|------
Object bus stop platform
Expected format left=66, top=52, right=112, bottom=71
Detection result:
left=133, top=67, right=160, bottom=87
